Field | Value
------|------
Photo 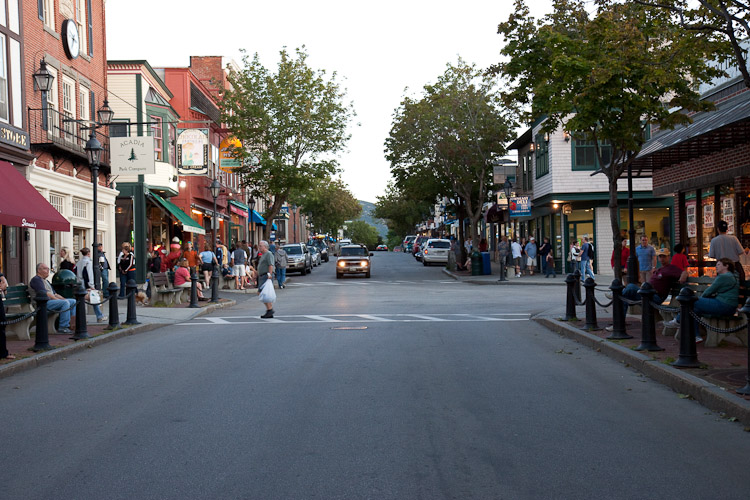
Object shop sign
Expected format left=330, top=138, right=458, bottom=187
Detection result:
left=219, top=137, right=242, bottom=172
left=0, top=123, right=29, bottom=150
left=686, top=201, right=697, bottom=238
left=721, top=197, right=735, bottom=234
left=703, top=203, right=714, bottom=229
left=562, top=204, right=572, bottom=215
left=110, top=136, right=156, bottom=175
left=177, top=129, right=209, bottom=175
left=230, top=204, right=248, bottom=218
left=509, top=196, right=531, bottom=217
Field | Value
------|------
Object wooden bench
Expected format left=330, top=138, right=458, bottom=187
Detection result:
left=2, top=285, right=63, bottom=340
left=149, top=272, right=183, bottom=305
left=680, top=276, right=747, bottom=347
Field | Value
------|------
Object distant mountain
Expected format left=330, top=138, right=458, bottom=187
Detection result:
left=357, top=200, right=388, bottom=239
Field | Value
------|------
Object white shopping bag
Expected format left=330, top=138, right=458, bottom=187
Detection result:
left=258, top=279, right=276, bottom=303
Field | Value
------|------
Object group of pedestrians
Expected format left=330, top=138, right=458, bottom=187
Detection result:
left=495, top=235, right=557, bottom=279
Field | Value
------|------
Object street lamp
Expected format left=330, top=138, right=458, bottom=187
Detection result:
left=248, top=196, right=256, bottom=249
left=33, top=59, right=55, bottom=131
left=292, top=204, right=297, bottom=243
left=85, top=132, right=103, bottom=290
left=209, top=178, right=221, bottom=242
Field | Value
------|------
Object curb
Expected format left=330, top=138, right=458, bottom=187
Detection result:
left=535, top=316, right=750, bottom=426
left=0, top=299, right=236, bottom=380
left=442, top=269, right=566, bottom=286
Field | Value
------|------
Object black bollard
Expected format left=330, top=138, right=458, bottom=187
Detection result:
left=564, top=273, right=578, bottom=321
left=189, top=270, right=200, bottom=308
left=107, top=281, right=121, bottom=329
left=573, top=268, right=582, bottom=303
left=635, top=282, right=663, bottom=351
left=71, top=283, right=90, bottom=340
left=734, top=298, right=750, bottom=395
left=31, top=291, right=52, bottom=352
left=672, top=287, right=701, bottom=368
left=583, top=277, right=599, bottom=330
left=608, top=279, right=632, bottom=339
left=123, top=279, right=140, bottom=325
left=498, top=256, right=508, bottom=282
left=210, top=264, right=219, bottom=303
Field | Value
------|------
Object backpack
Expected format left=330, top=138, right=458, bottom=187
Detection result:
left=587, top=243, right=595, bottom=260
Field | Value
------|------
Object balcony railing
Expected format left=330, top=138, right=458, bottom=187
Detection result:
left=28, top=107, right=110, bottom=167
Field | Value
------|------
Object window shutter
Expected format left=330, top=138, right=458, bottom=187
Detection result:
left=38, top=0, right=44, bottom=20
left=90, top=91, right=95, bottom=122
left=86, top=0, right=94, bottom=56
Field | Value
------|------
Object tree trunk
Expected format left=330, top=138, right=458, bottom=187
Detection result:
left=609, top=175, right=622, bottom=283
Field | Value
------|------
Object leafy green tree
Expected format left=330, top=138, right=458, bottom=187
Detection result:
left=633, top=0, right=749, bottom=88
left=344, top=220, right=379, bottom=249
left=291, top=177, right=361, bottom=236
left=221, top=47, right=355, bottom=240
left=374, top=182, right=431, bottom=242
left=495, top=0, right=724, bottom=277
left=385, top=59, right=514, bottom=250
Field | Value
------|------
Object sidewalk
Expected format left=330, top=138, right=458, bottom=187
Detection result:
left=442, top=265, right=569, bottom=285
left=0, top=297, right=237, bottom=379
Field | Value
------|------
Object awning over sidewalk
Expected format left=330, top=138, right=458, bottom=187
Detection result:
left=147, top=189, right=206, bottom=235
left=250, top=210, right=278, bottom=230
left=229, top=200, right=249, bottom=218
left=0, top=161, right=70, bottom=232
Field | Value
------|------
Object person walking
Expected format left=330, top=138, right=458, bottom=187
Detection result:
left=0, top=272, right=16, bottom=359
left=199, top=243, right=219, bottom=287
left=30, top=263, right=77, bottom=334
left=230, top=244, right=248, bottom=289
left=538, top=237, right=551, bottom=276
left=709, top=220, right=745, bottom=282
left=525, top=237, right=538, bottom=276
left=511, top=238, right=522, bottom=278
left=498, top=235, right=510, bottom=280
left=181, top=241, right=199, bottom=275
left=256, top=240, right=276, bottom=318
left=76, top=248, right=106, bottom=322
left=569, top=240, right=582, bottom=274
left=612, top=240, right=630, bottom=284
left=636, top=235, right=656, bottom=284
left=117, top=243, right=136, bottom=299
left=97, top=242, right=111, bottom=297
left=59, top=246, right=76, bottom=273
left=274, top=243, right=288, bottom=289
left=580, top=236, right=595, bottom=281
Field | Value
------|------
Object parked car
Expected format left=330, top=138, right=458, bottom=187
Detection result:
left=403, top=235, right=417, bottom=253
left=413, top=236, right=429, bottom=258
left=336, top=244, right=372, bottom=278
left=311, top=241, right=329, bottom=262
left=376, top=244, right=388, bottom=251
left=283, top=243, right=313, bottom=275
left=422, top=239, right=451, bottom=266
left=309, top=246, right=322, bottom=266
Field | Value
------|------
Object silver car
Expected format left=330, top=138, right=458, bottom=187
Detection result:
left=283, top=243, right=313, bottom=275
left=422, top=239, right=451, bottom=266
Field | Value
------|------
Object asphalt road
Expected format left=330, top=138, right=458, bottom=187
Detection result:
left=1, top=252, right=749, bottom=499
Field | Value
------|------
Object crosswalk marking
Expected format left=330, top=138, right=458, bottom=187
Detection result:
left=178, top=312, right=531, bottom=326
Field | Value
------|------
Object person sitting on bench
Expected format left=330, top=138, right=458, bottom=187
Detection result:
left=173, top=258, right=204, bottom=299
left=30, top=263, right=77, bottom=334
left=622, top=248, right=686, bottom=317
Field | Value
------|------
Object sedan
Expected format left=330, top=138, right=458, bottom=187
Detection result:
left=376, top=245, right=388, bottom=251
left=422, top=239, right=451, bottom=266
left=309, top=246, right=322, bottom=266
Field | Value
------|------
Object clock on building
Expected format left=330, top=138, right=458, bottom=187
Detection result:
left=62, top=19, right=80, bottom=59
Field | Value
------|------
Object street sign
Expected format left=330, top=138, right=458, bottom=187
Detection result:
left=509, top=196, right=531, bottom=217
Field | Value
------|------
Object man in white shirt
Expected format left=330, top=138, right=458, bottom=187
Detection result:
left=511, top=239, right=523, bottom=278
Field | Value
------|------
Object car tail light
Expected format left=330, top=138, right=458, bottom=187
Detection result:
left=424, top=249, right=429, bottom=254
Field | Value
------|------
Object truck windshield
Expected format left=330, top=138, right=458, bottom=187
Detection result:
left=341, top=247, right=367, bottom=256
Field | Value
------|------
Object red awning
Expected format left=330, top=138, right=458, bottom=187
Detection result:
left=0, top=161, right=70, bottom=232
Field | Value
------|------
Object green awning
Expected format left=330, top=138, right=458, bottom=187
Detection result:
left=147, top=189, right=206, bottom=235
left=229, top=200, right=249, bottom=210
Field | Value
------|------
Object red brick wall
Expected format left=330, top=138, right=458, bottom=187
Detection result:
left=189, top=56, right=225, bottom=100
left=652, top=143, right=750, bottom=193
left=23, top=0, right=109, bottom=183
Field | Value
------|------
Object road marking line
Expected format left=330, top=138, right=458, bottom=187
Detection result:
left=403, top=314, right=449, bottom=321
left=203, top=317, right=231, bottom=324
left=302, top=315, right=342, bottom=322
left=354, top=314, right=395, bottom=322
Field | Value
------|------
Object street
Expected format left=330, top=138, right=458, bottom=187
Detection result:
left=1, top=252, right=749, bottom=499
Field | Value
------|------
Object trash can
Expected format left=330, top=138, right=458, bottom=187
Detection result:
left=481, top=252, right=492, bottom=275
left=51, top=269, right=78, bottom=299
left=471, top=250, right=482, bottom=276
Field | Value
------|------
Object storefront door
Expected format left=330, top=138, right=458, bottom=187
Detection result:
left=0, top=226, right=22, bottom=284
left=568, top=220, right=595, bottom=273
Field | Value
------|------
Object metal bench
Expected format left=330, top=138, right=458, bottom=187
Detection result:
left=2, top=285, right=62, bottom=340
left=680, top=276, right=748, bottom=347
left=149, top=272, right=183, bottom=305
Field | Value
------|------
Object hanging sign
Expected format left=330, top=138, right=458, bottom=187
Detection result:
left=177, top=129, right=209, bottom=175
left=219, top=137, right=242, bottom=172
left=721, top=197, right=735, bottom=234
left=509, top=196, right=531, bottom=217
left=703, top=203, right=714, bottom=229
left=686, top=201, right=697, bottom=238
left=110, top=136, right=155, bottom=175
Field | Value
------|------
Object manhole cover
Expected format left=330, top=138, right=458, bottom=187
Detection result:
left=331, top=326, right=368, bottom=330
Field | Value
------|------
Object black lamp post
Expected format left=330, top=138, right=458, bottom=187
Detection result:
left=85, top=132, right=103, bottom=290
left=33, top=59, right=55, bottom=131
left=209, top=178, right=221, bottom=242
left=292, top=204, right=298, bottom=243
left=248, top=196, right=256, bottom=249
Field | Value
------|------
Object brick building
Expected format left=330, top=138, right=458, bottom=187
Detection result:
left=14, top=0, right=115, bottom=284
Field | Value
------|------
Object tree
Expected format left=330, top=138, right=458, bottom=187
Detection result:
left=373, top=182, right=431, bottom=242
left=290, top=177, right=361, bottom=236
left=344, top=220, right=379, bottom=249
left=221, top=47, right=355, bottom=241
left=385, top=59, right=514, bottom=251
left=633, top=0, right=749, bottom=88
left=494, top=0, right=724, bottom=278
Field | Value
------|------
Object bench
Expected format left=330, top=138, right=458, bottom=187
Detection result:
left=2, top=285, right=62, bottom=340
left=149, top=272, right=183, bottom=305
left=678, top=276, right=747, bottom=347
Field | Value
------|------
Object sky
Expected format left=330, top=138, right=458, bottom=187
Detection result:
left=106, top=0, right=552, bottom=202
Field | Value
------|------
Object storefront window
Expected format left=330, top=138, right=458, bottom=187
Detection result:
left=115, top=198, right=134, bottom=250
left=702, top=188, right=715, bottom=267
left=619, top=207, right=671, bottom=251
